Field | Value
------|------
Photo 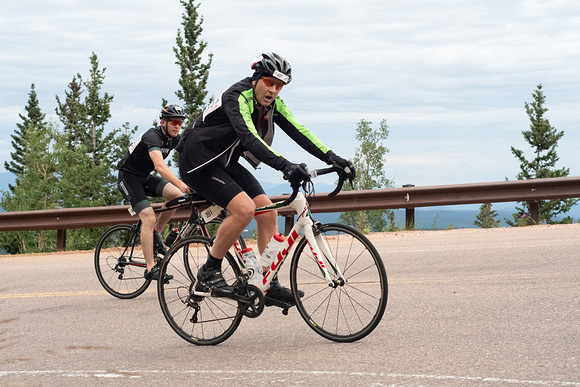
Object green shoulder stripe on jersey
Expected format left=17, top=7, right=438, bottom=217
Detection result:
left=238, top=89, right=282, bottom=157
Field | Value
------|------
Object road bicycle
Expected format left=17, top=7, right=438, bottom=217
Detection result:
left=94, top=194, right=245, bottom=299
left=157, top=166, right=388, bottom=345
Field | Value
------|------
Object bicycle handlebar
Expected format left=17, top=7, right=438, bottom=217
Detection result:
left=279, top=165, right=349, bottom=207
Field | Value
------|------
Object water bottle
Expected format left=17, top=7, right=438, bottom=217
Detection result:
left=241, top=247, right=262, bottom=285
left=261, top=233, right=285, bottom=271
left=164, top=228, right=179, bottom=247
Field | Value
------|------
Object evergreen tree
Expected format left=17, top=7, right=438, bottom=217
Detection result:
left=474, top=203, right=500, bottom=228
left=339, top=119, right=392, bottom=233
left=55, top=75, right=85, bottom=148
left=0, top=122, right=58, bottom=253
left=507, top=84, right=578, bottom=225
left=170, top=0, right=212, bottom=168
left=1, top=53, right=135, bottom=253
left=174, top=0, right=213, bottom=122
left=54, top=53, right=129, bottom=209
left=52, top=53, right=135, bottom=250
left=83, top=52, right=114, bottom=165
left=5, top=84, right=47, bottom=192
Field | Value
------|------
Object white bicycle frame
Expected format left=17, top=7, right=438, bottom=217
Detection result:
left=231, top=191, right=347, bottom=294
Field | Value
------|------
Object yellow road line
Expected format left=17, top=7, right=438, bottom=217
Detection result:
left=0, top=289, right=155, bottom=299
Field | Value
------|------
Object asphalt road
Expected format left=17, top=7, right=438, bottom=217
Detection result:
left=1, top=224, right=579, bottom=386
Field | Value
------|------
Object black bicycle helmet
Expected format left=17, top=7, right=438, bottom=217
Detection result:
left=159, top=104, right=186, bottom=120
left=251, top=52, right=292, bottom=84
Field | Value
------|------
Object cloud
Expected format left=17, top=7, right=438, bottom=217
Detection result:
left=1, top=0, right=579, bottom=187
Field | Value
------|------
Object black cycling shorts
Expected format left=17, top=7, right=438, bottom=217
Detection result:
left=117, top=170, right=169, bottom=215
left=180, top=163, right=265, bottom=209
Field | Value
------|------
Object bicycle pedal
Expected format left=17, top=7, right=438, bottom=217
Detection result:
left=264, top=296, right=294, bottom=310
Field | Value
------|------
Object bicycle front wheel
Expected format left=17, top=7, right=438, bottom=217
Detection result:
left=290, top=223, right=388, bottom=342
left=157, top=235, right=243, bottom=346
left=94, top=224, right=151, bottom=299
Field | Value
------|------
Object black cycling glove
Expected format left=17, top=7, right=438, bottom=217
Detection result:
left=281, top=161, right=311, bottom=187
left=326, top=152, right=356, bottom=181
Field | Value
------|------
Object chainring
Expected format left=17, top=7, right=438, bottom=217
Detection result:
left=238, top=284, right=265, bottom=318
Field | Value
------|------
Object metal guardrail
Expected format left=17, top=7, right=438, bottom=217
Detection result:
left=275, top=176, right=580, bottom=231
left=1, top=176, right=579, bottom=251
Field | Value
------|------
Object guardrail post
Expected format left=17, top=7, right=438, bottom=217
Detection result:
left=529, top=201, right=539, bottom=225
left=57, top=229, right=66, bottom=252
left=405, top=208, right=415, bottom=230
left=403, top=184, right=415, bottom=229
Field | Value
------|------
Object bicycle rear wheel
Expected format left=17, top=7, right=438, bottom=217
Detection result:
left=94, top=224, right=151, bottom=299
left=290, top=223, right=388, bottom=342
left=157, top=235, right=243, bottom=345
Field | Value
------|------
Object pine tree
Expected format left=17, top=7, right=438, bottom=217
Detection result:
left=5, top=84, right=47, bottom=191
left=339, top=119, right=392, bottom=233
left=55, top=75, right=85, bottom=147
left=1, top=54, right=134, bottom=253
left=0, top=122, right=58, bottom=253
left=474, top=203, right=500, bottom=228
left=508, top=84, right=578, bottom=225
left=174, top=0, right=213, bottom=122
left=83, top=52, right=114, bottom=165
left=54, top=53, right=127, bottom=208
left=52, top=53, right=133, bottom=250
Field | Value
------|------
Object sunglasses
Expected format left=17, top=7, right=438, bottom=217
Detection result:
left=262, top=77, right=284, bottom=91
left=168, top=120, right=183, bottom=127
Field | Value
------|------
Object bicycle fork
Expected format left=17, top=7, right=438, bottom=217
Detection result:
left=306, top=222, right=347, bottom=288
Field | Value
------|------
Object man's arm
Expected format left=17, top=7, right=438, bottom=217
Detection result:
left=274, top=98, right=331, bottom=161
left=149, top=150, right=191, bottom=194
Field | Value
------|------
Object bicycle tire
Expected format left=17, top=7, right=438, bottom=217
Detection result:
left=157, top=235, right=243, bottom=346
left=94, top=224, right=151, bottom=299
left=290, top=223, right=388, bottom=342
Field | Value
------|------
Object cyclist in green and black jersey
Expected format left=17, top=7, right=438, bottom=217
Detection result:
left=177, top=53, right=355, bottom=303
left=118, top=104, right=192, bottom=281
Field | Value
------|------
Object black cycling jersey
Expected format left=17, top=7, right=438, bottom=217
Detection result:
left=177, top=77, right=333, bottom=176
left=117, top=126, right=180, bottom=177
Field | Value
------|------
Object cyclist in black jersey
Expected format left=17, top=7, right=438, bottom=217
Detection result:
left=118, top=104, right=192, bottom=281
left=177, top=53, right=355, bottom=303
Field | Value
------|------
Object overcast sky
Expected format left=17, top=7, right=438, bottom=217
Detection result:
left=1, top=0, right=579, bottom=188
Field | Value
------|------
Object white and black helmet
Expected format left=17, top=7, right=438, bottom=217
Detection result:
left=251, top=52, right=292, bottom=84
left=159, top=104, right=186, bottom=120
